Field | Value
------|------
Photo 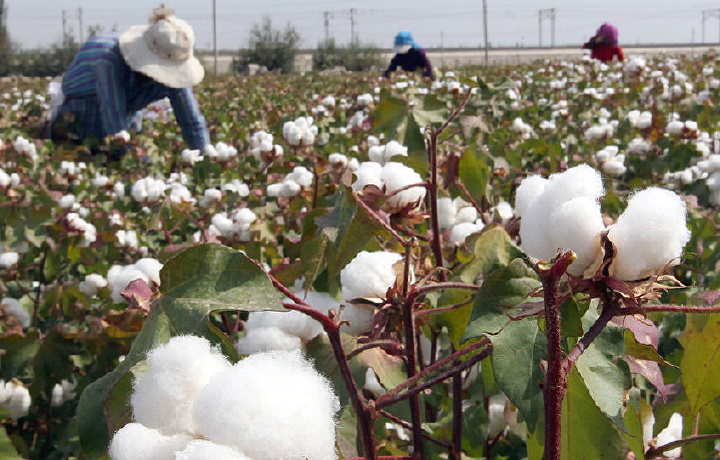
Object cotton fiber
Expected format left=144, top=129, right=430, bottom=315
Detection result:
left=174, top=440, right=251, bottom=460
left=108, top=423, right=192, bottom=460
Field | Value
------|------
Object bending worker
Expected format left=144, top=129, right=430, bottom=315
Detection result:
left=382, top=31, right=434, bottom=80
left=49, top=4, right=209, bottom=151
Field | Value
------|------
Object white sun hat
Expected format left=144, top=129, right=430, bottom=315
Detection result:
left=119, top=4, right=204, bottom=88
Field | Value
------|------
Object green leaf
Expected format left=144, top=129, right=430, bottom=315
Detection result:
left=678, top=313, right=720, bottom=415
left=462, top=258, right=541, bottom=340
left=160, top=244, right=284, bottom=312
left=0, top=426, right=22, bottom=459
left=486, top=317, right=546, bottom=432
left=336, top=404, right=359, bottom=458
left=412, top=94, right=446, bottom=127
left=561, top=370, right=627, bottom=459
left=373, top=91, right=408, bottom=135
left=575, top=309, right=631, bottom=430
left=457, top=144, right=489, bottom=205
left=0, top=332, right=40, bottom=380
left=427, top=288, right=473, bottom=350
left=459, top=225, right=525, bottom=284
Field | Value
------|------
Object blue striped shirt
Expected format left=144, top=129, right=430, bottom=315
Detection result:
left=59, top=35, right=209, bottom=149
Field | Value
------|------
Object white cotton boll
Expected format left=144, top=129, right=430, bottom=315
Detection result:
left=655, top=413, right=683, bottom=458
left=109, top=267, right=149, bottom=304
left=0, top=252, right=19, bottom=269
left=450, top=222, right=482, bottom=245
left=133, top=258, right=162, bottom=286
left=266, top=183, right=283, bottom=197
left=59, top=194, right=76, bottom=210
left=351, top=161, right=383, bottom=192
left=175, top=440, right=252, bottom=460
left=628, top=138, right=651, bottom=155
left=199, top=188, right=222, bottom=208
left=79, top=273, right=108, bottom=297
left=640, top=402, right=655, bottom=451
left=281, top=180, right=302, bottom=197
left=51, top=383, right=64, bottom=407
left=547, top=197, right=605, bottom=276
left=368, top=145, right=386, bottom=164
left=92, top=174, right=109, bottom=188
left=116, top=230, right=139, bottom=249
left=602, top=160, right=627, bottom=176
left=6, top=383, right=30, bottom=420
left=222, top=179, right=250, bottom=197
left=487, top=394, right=509, bottom=438
left=329, top=153, right=348, bottom=168
left=212, top=213, right=237, bottom=236
left=131, top=336, right=230, bottom=436
left=608, top=188, right=690, bottom=281
left=455, top=205, right=478, bottom=224
left=181, top=149, right=203, bottom=165
left=108, top=423, right=192, bottom=460
left=341, top=251, right=403, bottom=300
left=322, top=95, right=336, bottom=107
left=514, top=175, right=548, bottom=218
left=363, top=367, right=386, bottom=397
left=367, top=135, right=380, bottom=147
left=2, top=298, right=30, bottom=328
left=168, top=184, right=194, bottom=205
left=381, top=162, right=426, bottom=211
left=244, top=309, right=323, bottom=342
left=541, top=164, right=604, bottom=210
left=493, top=201, right=514, bottom=222
left=338, top=303, right=376, bottom=335
left=666, top=120, right=684, bottom=136
left=113, top=182, right=125, bottom=198
left=438, top=197, right=455, bottom=230
left=287, top=166, right=314, bottom=188
left=192, top=350, right=340, bottom=460
left=233, top=208, right=256, bottom=227
left=235, top=326, right=303, bottom=355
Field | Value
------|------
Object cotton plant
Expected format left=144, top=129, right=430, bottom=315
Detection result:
left=517, top=164, right=690, bottom=280
left=283, top=117, right=317, bottom=146
left=0, top=380, right=31, bottom=421
left=249, top=130, right=283, bottom=163
left=115, top=230, right=140, bottom=250
left=351, top=162, right=426, bottom=214
left=110, top=337, right=339, bottom=460
left=626, top=110, right=653, bottom=130
left=221, top=179, right=250, bottom=197
left=1, top=298, right=30, bottom=329
left=368, top=140, right=408, bottom=165
left=339, top=250, right=407, bottom=335
left=12, top=135, right=38, bottom=164
left=50, top=378, right=77, bottom=407
left=180, top=148, right=203, bottom=166
left=204, top=141, right=238, bottom=162
left=65, top=212, right=98, bottom=247
left=78, top=273, right=108, bottom=298
left=267, top=166, right=314, bottom=198
left=106, top=258, right=163, bottom=304
left=595, top=145, right=627, bottom=176
left=131, top=176, right=167, bottom=204
left=0, top=168, right=20, bottom=190
left=207, top=208, right=256, bottom=242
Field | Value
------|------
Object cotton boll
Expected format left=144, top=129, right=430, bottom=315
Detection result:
left=108, top=423, right=192, bottom=460
left=547, top=197, right=605, bottom=276
left=131, top=336, right=230, bottom=435
left=2, top=297, right=30, bottom=328
left=542, top=164, right=604, bottom=210
left=363, top=367, right=386, bottom=398
left=514, top=175, right=548, bottom=218
left=655, top=413, right=683, bottom=458
left=338, top=303, right=376, bottom=335
left=51, top=383, right=64, bottom=407
left=381, top=162, right=426, bottom=211
left=608, top=188, right=691, bottom=280
left=235, top=326, right=304, bottom=355
left=352, top=162, right=383, bottom=192
left=79, top=273, right=108, bottom=297
left=487, top=394, right=509, bottom=438
left=455, top=205, right=478, bottom=224
left=438, top=197, right=455, bottom=229
left=4, top=382, right=30, bottom=420
left=340, top=251, right=403, bottom=300
left=450, top=222, right=482, bottom=245
left=0, top=251, right=19, bottom=268
left=192, top=350, right=340, bottom=460
left=245, top=308, right=323, bottom=342
left=175, top=440, right=252, bottom=460
left=133, top=258, right=163, bottom=286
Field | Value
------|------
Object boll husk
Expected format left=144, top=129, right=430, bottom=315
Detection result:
left=517, top=165, right=605, bottom=276
left=108, top=423, right=192, bottom=460
left=607, top=187, right=690, bottom=281
left=192, top=350, right=339, bottom=460
left=130, top=336, right=230, bottom=436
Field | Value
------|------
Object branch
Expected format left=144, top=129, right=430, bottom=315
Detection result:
left=379, top=410, right=452, bottom=449
left=618, top=304, right=720, bottom=315
left=644, top=433, right=720, bottom=459
left=561, top=298, right=618, bottom=375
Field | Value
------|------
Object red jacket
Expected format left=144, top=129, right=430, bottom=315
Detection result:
left=583, top=41, right=624, bottom=63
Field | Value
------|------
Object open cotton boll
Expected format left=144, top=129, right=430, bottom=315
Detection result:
left=2, top=297, right=30, bottom=328
left=244, top=309, right=323, bottom=342
left=338, top=303, right=376, bottom=335
left=541, top=164, right=604, bottom=210
left=175, top=440, right=252, bottom=460
left=487, top=394, right=509, bottom=438
left=450, top=222, right=483, bottom=245
left=108, top=267, right=148, bottom=304
left=4, top=382, right=30, bottom=420
left=381, top=162, right=426, bottom=211
left=235, top=326, right=303, bottom=355
left=341, top=251, right=403, bottom=300
left=655, top=413, right=683, bottom=458
left=437, top=197, right=456, bottom=229
left=133, top=258, right=163, bottom=286
left=0, top=251, right=19, bottom=269
left=131, top=336, right=230, bottom=436
left=351, top=161, right=383, bottom=192
left=547, top=197, right=605, bottom=276
left=108, top=423, right=192, bottom=460
left=514, top=175, right=548, bottom=218
left=607, top=187, right=690, bottom=281
left=192, top=350, right=340, bottom=460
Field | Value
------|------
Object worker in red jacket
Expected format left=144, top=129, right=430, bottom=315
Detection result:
left=583, top=22, right=624, bottom=63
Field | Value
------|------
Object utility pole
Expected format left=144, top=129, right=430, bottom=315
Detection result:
left=350, top=8, right=356, bottom=45
left=538, top=8, right=555, bottom=47
left=483, top=0, right=488, bottom=66
left=78, top=7, right=83, bottom=43
left=62, top=10, right=67, bottom=41
left=702, top=9, right=720, bottom=43
left=324, top=11, right=330, bottom=41
left=212, top=0, right=217, bottom=76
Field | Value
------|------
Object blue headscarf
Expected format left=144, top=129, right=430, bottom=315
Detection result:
left=393, top=31, right=419, bottom=53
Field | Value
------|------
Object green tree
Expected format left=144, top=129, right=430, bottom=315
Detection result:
left=234, top=15, right=301, bottom=74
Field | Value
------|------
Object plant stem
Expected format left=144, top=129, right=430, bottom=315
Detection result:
left=561, top=298, right=618, bottom=375
left=451, top=365, right=463, bottom=459
left=644, top=433, right=720, bottom=458
left=401, top=292, right=425, bottom=458
left=538, top=251, right=576, bottom=460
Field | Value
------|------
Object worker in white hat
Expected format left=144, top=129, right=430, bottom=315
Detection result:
left=49, top=4, right=209, bottom=155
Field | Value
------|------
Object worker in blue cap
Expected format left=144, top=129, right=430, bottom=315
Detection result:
left=382, top=31, right=434, bottom=80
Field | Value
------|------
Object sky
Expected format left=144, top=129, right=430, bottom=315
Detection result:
left=5, top=1, right=720, bottom=52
